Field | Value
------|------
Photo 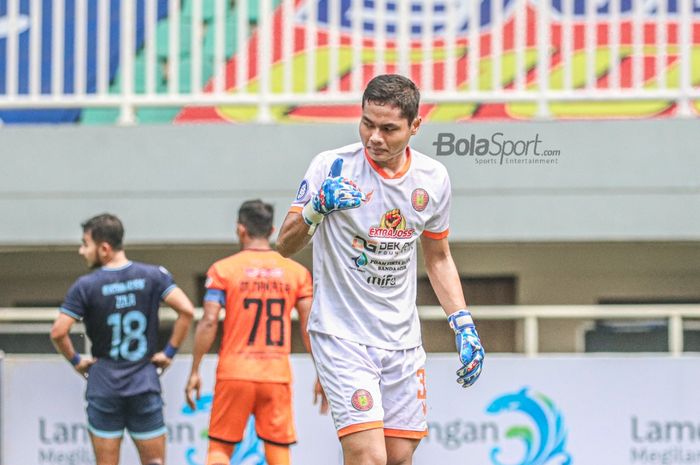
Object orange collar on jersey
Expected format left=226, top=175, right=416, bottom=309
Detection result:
left=364, top=147, right=412, bottom=180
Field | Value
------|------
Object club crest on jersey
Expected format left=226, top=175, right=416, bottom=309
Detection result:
left=295, top=179, right=310, bottom=201
left=411, top=188, right=429, bottom=212
left=351, top=389, right=374, bottom=411
left=369, top=209, right=414, bottom=239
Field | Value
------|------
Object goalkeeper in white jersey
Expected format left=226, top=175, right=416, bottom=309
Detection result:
left=277, top=74, right=484, bottom=465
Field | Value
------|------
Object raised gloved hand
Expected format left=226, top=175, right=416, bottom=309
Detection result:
left=447, top=309, right=485, bottom=388
left=302, top=158, right=366, bottom=234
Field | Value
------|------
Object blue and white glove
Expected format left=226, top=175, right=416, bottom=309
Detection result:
left=448, top=309, right=485, bottom=388
left=302, top=158, right=365, bottom=235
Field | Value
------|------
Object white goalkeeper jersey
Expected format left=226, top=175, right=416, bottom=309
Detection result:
left=289, top=142, right=451, bottom=350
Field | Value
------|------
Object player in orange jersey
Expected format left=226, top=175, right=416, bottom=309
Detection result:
left=185, top=200, right=314, bottom=465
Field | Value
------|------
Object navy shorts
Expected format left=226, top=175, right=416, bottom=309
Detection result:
left=86, top=392, right=167, bottom=440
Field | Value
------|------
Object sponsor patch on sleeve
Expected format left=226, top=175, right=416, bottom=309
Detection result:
left=296, top=179, right=310, bottom=201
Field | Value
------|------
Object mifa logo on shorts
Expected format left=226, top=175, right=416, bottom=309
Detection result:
left=369, top=209, right=415, bottom=239
left=351, top=389, right=374, bottom=412
left=486, top=387, right=571, bottom=465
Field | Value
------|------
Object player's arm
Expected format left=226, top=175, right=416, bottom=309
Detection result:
left=296, top=296, right=313, bottom=353
left=421, top=235, right=484, bottom=388
left=185, top=298, right=223, bottom=410
left=152, top=287, right=195, bottom=370
left=50, top=312, right=94, bottom=377
left=278, top=158, right=365, bottom=257
left=277, top=211, right=312, bottom=257
left=421, top=235, right=467, bottom=315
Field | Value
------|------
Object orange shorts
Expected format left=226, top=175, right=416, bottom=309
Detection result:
left=208, top=379, right=296, bottom=445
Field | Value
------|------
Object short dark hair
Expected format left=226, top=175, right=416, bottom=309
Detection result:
left=81, top=213, right=124, bottom=250
left=362, top=74, right=421, bottom=123
left=238, top=200, right=274, bottom=239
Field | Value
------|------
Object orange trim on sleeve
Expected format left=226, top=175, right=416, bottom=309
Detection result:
left=383, top=428, right=429, bottom=439
left=422, top=229, right=449, bottom=240
left=337, top=421, right=384, bottom=438
left=289, top=206, right=303, bottom=214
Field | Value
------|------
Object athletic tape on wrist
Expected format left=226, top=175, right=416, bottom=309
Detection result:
left=302, top=200, right=324, bottom=235
left=448, top=309, right=474, bottom=331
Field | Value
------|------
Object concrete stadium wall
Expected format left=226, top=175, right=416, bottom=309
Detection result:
left=2, top=242, right=700, bottom=309
left=2, top=121, right=699, bottom=353
left=1, top=119, right=699, bottom=245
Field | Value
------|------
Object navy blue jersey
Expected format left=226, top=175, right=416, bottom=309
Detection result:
left=60, top=261, right=176, bottom=398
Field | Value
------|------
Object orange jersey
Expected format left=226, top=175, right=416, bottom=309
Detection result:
left=205, top=249, right=312, bottom=383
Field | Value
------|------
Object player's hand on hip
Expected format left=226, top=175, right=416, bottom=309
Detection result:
left=74, top=357, right=95, bottom=379
left=448, top=309, right=485, bottom=388
left=185, top=372, right=202, bottom=411
left=302, top=158, right=366, bottom=231
left=313, top=377, right=329, bottom=415
left=151, top=351, right=172, bottom=372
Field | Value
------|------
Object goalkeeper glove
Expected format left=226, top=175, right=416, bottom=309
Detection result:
left=302, top=158, right=365, bottom=234
left=448, top=309, right=485, bottom=388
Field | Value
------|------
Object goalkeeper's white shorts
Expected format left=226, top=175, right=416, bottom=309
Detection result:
left=310, top=330, right=428, bottom=439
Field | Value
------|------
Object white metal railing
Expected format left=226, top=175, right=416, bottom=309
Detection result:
left=0, top=0, right=699, bottom=123
left=2, top=304, right=700, bottom=356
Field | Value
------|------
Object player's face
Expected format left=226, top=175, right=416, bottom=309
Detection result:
left=79, top=232, right=102, bottom=269
left=359, top=101, right=420, bottom=168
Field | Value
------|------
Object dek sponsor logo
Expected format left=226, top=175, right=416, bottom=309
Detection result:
left=352, top=235, right=414, bottom=255
left=486, top=387, right=571, bottom=465
left=433, top=132, right=561, bottom=166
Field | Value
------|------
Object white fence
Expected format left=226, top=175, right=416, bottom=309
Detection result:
left=1, top=0, right=699, bottom=123
left=3, top=304, right=700, bottom=356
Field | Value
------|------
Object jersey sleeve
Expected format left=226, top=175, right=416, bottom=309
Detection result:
left=60, top=280, right=87, bottom=321
left=203, top=264, right=227, bottom=307
left=422, top=169, right=451, bottom=240
left=156, top=265, right=177, bottom=300
left=290, top=153, right=331, bottom=212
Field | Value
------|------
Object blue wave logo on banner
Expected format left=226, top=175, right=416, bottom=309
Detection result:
left=486, top=387, right=571, bottom=465
left=180, top=393, right=266, bottom=465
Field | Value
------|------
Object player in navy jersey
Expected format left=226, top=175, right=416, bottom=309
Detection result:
left=50, top=213, right=194, bottom=465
